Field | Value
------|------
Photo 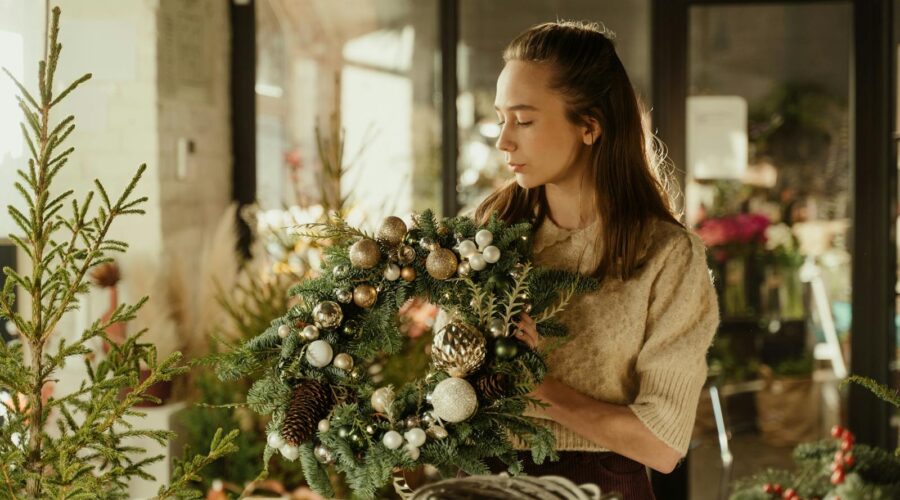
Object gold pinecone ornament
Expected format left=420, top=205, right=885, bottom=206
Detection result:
left=282, top=379, right=334, bottom=445
left=475, top=373, right=509, bottom=401
left=432, top=321, right=486, bottom=377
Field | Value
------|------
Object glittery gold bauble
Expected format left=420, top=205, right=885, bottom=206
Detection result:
left=431, top=321, right=486, bottom=377
left=426, top=248, right=458, bottom=280
left=353, top=284, right=378, bottom=308
left=313, top=301, right=343, bottom=328
left=430, top=377, right=477, bottom=423
left=349, top=239, right=381, bottom=269
left=400, top=266, right=417, bottom=282
left=377, top=216, right=407, bottom=246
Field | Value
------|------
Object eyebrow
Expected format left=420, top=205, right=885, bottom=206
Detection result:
left=493, top=104, right=538, bottom=112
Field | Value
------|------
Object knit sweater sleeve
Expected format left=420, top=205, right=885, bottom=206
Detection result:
left=627, top=230, right=720, bottom=456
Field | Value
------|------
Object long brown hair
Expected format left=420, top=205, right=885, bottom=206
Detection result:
left=475, top=21, right=682, bottom=280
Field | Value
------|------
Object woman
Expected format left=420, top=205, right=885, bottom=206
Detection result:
left=478, top=21, right=720, bottom=498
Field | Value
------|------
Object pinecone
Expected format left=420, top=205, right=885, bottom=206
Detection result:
left=475, top=373, right=509, bottom=401
left=282, top=379, right=334, bottom=445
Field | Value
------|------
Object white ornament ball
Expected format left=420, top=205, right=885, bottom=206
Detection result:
left=430, top=377, right=478, bottom=423
left=468, top=253, right=486, bottom=271
left=305, top=340, right=333, bottom=368
left=404, top=427, right=427, bottom=448
left=404, top=443, right=421, bottom=460
left=475, top=229, right=494, bottom=249
left=371, top=386, right=395, bottom=413
left=280, top=444, right=300, bottom=461
left=277, top=325, right=291, bottom=338
left=384, top=263, right=401, bottom=281
left=382, top=430, right=403, bottom=450
left=457, top=240, right=478, bottom=258
left=267, top=431, right=286, bottom=449
left=482, top=245, right=501, bottom=264
left=317, top=419, right=330, bottom=432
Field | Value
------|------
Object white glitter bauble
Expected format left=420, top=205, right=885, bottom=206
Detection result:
left=305, top=340, right=333, bottom=368
left=475, top=229, right=494, bottom=249
left=404, top=428, right=426, bottom=448
left=468, top=253, right=486, bottom=271
left=382, top=430, right=403, bottom=450
left=267, top=431, right=285, bottom=449
left=384, top=263, right=401, bottom=281
left=457, top=240, right=477, bottom=258
left=430, top=377, right=477, bottom=423
left=404, top=443, right=421, bottom=460
left=482, top=245, right=501, bottom=264
left=280, top=444, right=300, bottom=461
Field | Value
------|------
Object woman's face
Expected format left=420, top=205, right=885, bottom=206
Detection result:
left=494, top=60, right=594, bottom=190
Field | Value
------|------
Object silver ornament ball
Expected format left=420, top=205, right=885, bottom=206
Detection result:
left=313, top=301, right=343, bottom=328
left=314, top=444, right=334, bottom=464
left=475, top=229, right=494, bottom=249
left=301, top=324, right=320, bottom=341
left=277, top=325, right=291, bottom=338
left=488, top=318, right=507, bottom=338
left=335, top=288, right=353, bottom=304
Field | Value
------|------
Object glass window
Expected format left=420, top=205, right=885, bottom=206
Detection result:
left=255, top=0, right=441, bottom=227
left=686, top=2, right=853, bottom=491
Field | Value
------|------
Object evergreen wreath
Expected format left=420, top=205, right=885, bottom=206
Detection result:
left=218, top=209, right=597, bottom=498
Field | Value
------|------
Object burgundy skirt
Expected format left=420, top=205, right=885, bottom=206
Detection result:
left=489, top=451, right=656, bottom=500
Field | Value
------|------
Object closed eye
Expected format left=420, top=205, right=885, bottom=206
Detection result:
left=497, top=120, right=533, bottom=127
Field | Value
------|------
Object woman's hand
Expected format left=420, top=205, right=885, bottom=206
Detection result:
left=512, top=312, right=542, bottom=350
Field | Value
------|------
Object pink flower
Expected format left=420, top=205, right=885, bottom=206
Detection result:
left=696, top=213, right=770, bottom=248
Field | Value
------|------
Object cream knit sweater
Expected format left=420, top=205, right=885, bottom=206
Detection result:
left=523, top=215, right=720, bottom=455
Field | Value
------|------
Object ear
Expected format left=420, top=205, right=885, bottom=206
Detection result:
left=581, top=117, right=601, bottom=145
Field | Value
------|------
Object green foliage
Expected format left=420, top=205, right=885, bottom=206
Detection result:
left=218, top=209, right=597, bottom=498
left=0, top=8, right=235, bottom=498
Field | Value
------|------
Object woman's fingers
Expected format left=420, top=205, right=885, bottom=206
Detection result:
left=513, top=314, right=540, bottom=349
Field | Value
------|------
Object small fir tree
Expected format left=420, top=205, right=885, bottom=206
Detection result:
left=0, top=7, right=236, bottom=498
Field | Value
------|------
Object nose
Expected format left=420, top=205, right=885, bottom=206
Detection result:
left=495, top=126, right=516, bottom=153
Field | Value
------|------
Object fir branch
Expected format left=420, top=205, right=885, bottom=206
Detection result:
left=844, top=375, right=900, bottom=409
left=501, top=262, right=532, bottom=326
left=293, top=212, right=372, bottom=243
left=155, top=428, right=240, bottom=500
left=533, top=282, right=577, bottom=324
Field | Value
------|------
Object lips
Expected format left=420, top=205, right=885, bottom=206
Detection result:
left=508, top=163, right=526, bottom=172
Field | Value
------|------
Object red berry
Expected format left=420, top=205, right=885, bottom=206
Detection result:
left=782, top=488, right=796, bottom=499
left=841, top=429, right=854, bottom=442
left=774, top=484, right=783, bottom=495
left=831, top=425, right=845, bottom=438
left=840, top=439, right=853, bottom=452
left=834, top=451, right=844, bottom=463
left=844, top=453, right=855, bottom=467
left=831, top=468, right=846, bottom=485
left=763, top=484, right=775, bottom=494
left=830, top=461, right=842, bottom=472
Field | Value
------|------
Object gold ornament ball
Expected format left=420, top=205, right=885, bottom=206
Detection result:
left=377, top=216, right=408, bottom=245
left=313, top=301, right=343, bottom=328
left=333, top=353, right=354, bottom=371
left=432, top=320, right=486, bottom=377
left=396, top=245, right=417, bottom=265
left=371, top=386, right=395, bottom=413
left=400, top=266, right=417, bottom=282
left=349, top=238, right=381, bottom=269
left=426, top=248, right=458, bottom=280
left=430, top=377, right=478, bottom=423
left=353, top=284, right=378, bottom=308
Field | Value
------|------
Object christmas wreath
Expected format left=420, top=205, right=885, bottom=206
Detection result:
left=218, top=210, right=597, bottom=498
